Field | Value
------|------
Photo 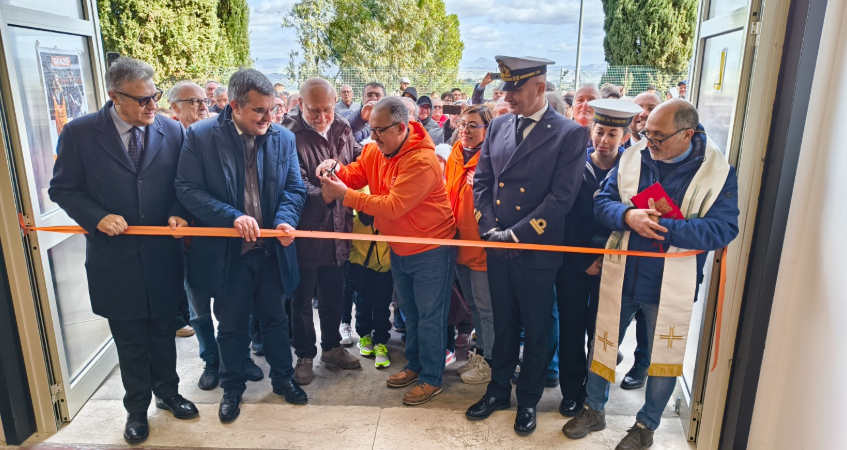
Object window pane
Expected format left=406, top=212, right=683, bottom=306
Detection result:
left=48, top=234, right=111, bottom=382
left=8, top=27, right=97, bottom=215
left=2, top=0, right=84, bottom=19
left=708, top=0, right=748, bottom=20
left=696, top=30, right=745, bottom=154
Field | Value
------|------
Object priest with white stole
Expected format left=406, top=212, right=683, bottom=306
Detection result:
left=562, top=99, right=740, bottom=450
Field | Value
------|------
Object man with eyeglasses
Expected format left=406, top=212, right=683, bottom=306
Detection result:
left=348, top=82, right=386, bottom=143
left=563, top=99, right=739, bottom=449
left=315, top=96, right=457, bottom=407
left=282, top=78, right=362, bottom=386
left=49, top=57, right=198, bottom=444
left=176, top=68, right=307, bottom=423
left=335, top=84, right=360, bottom=121
left=169, top=81, right=210, bottom=129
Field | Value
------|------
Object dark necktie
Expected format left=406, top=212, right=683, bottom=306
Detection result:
left=128, top=126, right=143, bottom=169
left=516, top=117, right=535, bottom=147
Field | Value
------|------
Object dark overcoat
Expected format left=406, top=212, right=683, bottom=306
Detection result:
left=49, top=101, right=188, bottom=320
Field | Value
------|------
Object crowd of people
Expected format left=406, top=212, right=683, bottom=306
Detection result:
left=48, top=54, right=737, bottom=450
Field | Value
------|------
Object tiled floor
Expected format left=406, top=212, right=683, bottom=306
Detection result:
left=10, top=310, right=695, bottom=450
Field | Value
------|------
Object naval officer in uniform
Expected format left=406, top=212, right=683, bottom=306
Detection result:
left=465, top=55, right=588, bottom=435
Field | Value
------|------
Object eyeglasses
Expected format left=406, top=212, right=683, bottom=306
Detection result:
left=175, top=97, right=212, bottom=108
left=456, top=121, right=488, bottom=132
left=117, top=89, right=163, bottom=107
left=246, top=103, right=282, bottom=117
left=639, top=128, right=690, bottom=146
left=371, top=122, right=400, bottom=137
left=305, top=106, right=335, bottom=118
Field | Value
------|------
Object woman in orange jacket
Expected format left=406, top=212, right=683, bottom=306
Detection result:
left=445, top=104, right=495, bottom=384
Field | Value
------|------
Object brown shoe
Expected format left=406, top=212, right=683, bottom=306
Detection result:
left=293, top=358, right=313, bottom=385
left=320, top=346, right=361, bottom=370
left=403, top=383, right=442, bottom=406
left=176, top=325, right=195, bottom=338
left=386, top=368, right=419, bottom=388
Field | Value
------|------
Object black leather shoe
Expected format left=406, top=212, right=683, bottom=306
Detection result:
left=219, top=393, right=242, bottom=423
left=621, top=370, right=647, bottom=390
left=545, top=377, right=560, bottom=388
left=273, top=379, right=308, bottom=405
left=466, top=395, right=511, bottom=420
left=123, top=412, right=149, bottom=444
left=155, top=394, right=199, bottom=419
left=198, top=363, right=219, bottom=390
left=246, top=357, right=264, bottom=382
left=514, top=407, right=537, bottom=435
left=617, top=350, right=624, bottom=366
left=559, top=399, right=583, bottom=417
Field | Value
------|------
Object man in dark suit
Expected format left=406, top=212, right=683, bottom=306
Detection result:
left=175, top=69, right=307, bottom=423
left=49, top=57, right=198, bottom=444
left=466, top=55, right=587, bottom=435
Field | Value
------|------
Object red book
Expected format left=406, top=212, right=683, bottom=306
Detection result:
left=631, top=183, right=684, bottom=220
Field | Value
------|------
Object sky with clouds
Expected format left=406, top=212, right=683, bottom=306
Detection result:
left=246, top=0, right=608, bottom=71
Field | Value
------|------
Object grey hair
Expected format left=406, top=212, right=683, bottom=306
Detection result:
left=106, top=57, right=155, bottom=92
left=167, top=81, right=202, bottom=104
left=401, top=97, right=419, bottom=120
left=545, top=92, right=567, bottom=116
left=670, top=99, right=699, bottom=130
left=205, top=80, right=219, bottom=87
left=214, top=85, right=228, bottom=97
left=374, top=97, right=409, bottom=126
left=227, top=69, right=274, bottom=106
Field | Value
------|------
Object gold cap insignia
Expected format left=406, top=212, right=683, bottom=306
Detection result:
left=529, top=218, right=547, bottom=235
left=497, top=59, right=512, bottom=81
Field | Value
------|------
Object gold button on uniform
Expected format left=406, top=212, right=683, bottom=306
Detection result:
left=496, top=200, right=501, bottom=205
left=516, top=206, right=521, bottom=211
left=499, top=182, right=504, bottom=187
left=520, top=188, right=525, bottom=193
left=495, top=218, right=499, bottom=222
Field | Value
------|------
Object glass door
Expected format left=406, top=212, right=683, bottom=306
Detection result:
left=0, top=0, right=113, bottom=422
left=675, top=0, right=759, bottom=443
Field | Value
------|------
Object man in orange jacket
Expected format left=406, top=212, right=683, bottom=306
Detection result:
left=316, top=96, right=457, bottom=406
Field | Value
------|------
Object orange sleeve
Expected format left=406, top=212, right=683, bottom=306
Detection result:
left=343, top=154, right=440, bottom=220
left=337, top=144, right=376, bottom=190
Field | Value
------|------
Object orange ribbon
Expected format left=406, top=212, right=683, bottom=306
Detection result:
left=20, top=221, right=703, bottom=259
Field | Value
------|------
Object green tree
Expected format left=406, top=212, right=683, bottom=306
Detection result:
left=97, top=0, right=251, bottom=86
left=283, top=0, right=464, bottom=93
left=601, top=0, right=697, bottom=73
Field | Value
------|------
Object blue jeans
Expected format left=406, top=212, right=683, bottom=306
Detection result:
left=391, top=246, right=456, bottom=387
left=548, top=301, right=560, bottom=379
left=585, top=296, right=676, bottom=430
left=185, top=257, right=218, bottom=365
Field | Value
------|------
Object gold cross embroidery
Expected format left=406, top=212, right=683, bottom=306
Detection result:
left=659, top=326, right=683, bottom=348
left=597, top=331, right=615, bottom=352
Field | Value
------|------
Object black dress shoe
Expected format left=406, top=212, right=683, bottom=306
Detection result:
left=273, top=379, right=308, bottom=405
left=559, top=399, right=583, bottom=417
left=155, top=394, right=199, bottom=419
left=246, top=357, right=264, bottom=382
left=198, top=362, right=220, bottom=390
left=124, top=412, right=149, bottom=444
left=617, top=350, right=624, bottom=366
left=545, top=377, right=560, bottom=388
left=514, top=407, right=537, bottom=435
left=621, top=370, right=647, bottom=390
left=219, top=393, right=242, bottom=423
left=466, top=395, right=511, bottom=421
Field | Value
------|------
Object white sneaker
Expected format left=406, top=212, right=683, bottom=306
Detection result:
left=461, top=356, right=492, bottom=384
left=457, top=351, right=480, bottom=375
left=445, top=349, right=457, bottom=367
left=340, top=323, right=353, bottom=346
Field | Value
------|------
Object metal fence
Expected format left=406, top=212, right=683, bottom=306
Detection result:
left=226, top=65, right=686, bottom=101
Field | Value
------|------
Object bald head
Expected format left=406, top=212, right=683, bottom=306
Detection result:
left=630, top=92, right=663, bottom=136
left=573, top=83, right=601, bottom=126
left=644, top=99, right=699, bottom=161
left=298, top=78, right=336, bottom=133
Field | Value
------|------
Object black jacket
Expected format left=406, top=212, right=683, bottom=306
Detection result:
left=49, top=101, right=188, bottom=320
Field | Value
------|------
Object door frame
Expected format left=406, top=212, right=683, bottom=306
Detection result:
left=0, top=0, right=111, bottom=431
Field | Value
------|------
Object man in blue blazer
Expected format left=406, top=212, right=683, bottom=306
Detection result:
left=175, top=69, right=306, bottom=423
left=49, top=57, right=198, bottom=444
left=466, top=56, right=588, bottom=435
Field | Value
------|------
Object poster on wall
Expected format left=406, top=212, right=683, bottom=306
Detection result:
left=36, top=45, right=89, bottom=153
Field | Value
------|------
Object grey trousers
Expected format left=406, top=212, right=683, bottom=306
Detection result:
left=456, top=264, right=495, bottom=359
